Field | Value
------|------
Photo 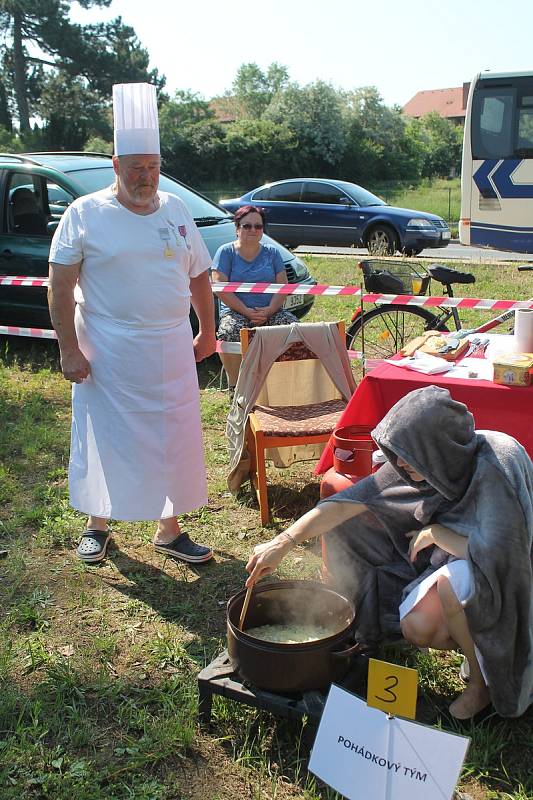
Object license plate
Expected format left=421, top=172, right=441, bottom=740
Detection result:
left=441, top=231, right=451, bottom=240
left=284, top=294, right=305, bottom=309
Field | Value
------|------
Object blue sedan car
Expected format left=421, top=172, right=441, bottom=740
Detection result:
left=220, top=178, right=451, bottom=256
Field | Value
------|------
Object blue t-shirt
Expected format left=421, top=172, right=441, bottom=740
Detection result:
left=213, top=242, right=285, bottom=313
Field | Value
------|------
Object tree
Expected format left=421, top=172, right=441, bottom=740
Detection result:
left=407, top=112, right=463, bottom=178
left=69, top=16, right=164, bottom=94
left=264, top=80, right=347, bottom=174
left=160, top=118, right=226, bottom=186
left=0, top=67, right=12, bottom=129
left=223, top=118, right=296, bottom=185
left=0, top=1, right=164, bottom=134
left=342, top=86, right=418, bottom=181
left=0, top=123, right=22, bottom=150
left=84, top=134, right=112, bottom=154
left=231, top=62, right=289, bottom=119
left=159, top=90, right=213, bottom=133
left=0, top=0, right=106, bottom=131
left=37, top=71, right=111, bottom=149
left=345, top=87, right=403, bottom=143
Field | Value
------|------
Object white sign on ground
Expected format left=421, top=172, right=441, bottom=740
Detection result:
left=308, top=685, right=469, bottom=800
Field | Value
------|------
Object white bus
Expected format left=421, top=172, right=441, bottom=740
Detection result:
left=460, top=70, right=533, bottom=252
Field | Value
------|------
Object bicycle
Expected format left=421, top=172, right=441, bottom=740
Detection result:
left=345, top=259, right=526, bottom=358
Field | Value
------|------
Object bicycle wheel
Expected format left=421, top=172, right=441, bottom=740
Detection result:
left=346, top=305, right=446, bottom=359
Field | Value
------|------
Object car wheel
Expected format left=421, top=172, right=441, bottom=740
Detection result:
left=365, top=225, right=398, bottom=256
left=402, top=247, right=423, bottom=257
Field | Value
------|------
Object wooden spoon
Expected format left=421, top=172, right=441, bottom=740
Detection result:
left=238, top=585, right=253, bottom=631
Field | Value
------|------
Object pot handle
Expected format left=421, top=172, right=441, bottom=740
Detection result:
left=331, top=641, right=365, bottom=661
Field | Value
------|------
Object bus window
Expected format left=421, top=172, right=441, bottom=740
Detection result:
left=517, top=97, right=533, bottom=154
left=472, top=89, right=515, bottom=159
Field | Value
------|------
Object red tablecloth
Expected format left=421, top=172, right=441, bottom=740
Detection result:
left=316, top=361, right=533, bottom=473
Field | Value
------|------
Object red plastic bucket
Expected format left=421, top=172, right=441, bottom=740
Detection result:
left=332, top=425, right=376, bottom=477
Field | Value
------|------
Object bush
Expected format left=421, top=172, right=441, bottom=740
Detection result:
left=0, top=127, right=24, bottom=152
left=84, top=137, right=112, bottom=155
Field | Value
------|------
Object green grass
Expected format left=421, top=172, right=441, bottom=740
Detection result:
left=373, top=178, right=461, bottom=223
left=0, top=258, right=532, bottom=799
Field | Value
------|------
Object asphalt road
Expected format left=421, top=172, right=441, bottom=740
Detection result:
left=294, top=242, right=533, bottom=262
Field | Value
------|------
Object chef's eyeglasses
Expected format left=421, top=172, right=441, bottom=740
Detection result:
left=239, top=223, right=264, bottom=230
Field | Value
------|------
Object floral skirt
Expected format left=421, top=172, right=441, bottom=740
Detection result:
left=217, top=309, right=299, bottom=342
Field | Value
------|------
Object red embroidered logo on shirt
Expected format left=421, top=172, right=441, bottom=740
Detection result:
left=178, top=225, right=187, bottom=238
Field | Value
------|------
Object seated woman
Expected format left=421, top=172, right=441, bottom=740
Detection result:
left=212, top=205, right=298, bottom=393
left=246, top=386, right=533, bottom=720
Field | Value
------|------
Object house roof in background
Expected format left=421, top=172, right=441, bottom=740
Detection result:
left=403, top=87, right=466, bottom=119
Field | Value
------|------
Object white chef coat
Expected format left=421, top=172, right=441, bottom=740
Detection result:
left=49, top=188, right=211, bottom=520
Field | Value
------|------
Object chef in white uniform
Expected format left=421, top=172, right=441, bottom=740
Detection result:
left=48, top=83, right=216, bottom=564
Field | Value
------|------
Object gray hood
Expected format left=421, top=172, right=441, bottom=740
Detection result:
left=372, top=385, right=477, bottom=501
left=322, top=384, right=533, bottom=716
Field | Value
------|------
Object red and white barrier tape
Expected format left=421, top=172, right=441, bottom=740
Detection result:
left=211, top=282, right=533, bottom=312
left=2, top=276, right=531, bottom=342
left=0, top=276, right=49, bottom=287
left=1, top=275, right=531, bottom=312
left=0, top=325, right=56, bottom=339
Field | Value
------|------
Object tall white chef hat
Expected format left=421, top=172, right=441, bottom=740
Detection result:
left=113, top=82, right=160, bottom=156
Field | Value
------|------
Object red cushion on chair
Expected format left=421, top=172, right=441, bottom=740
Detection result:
left=276, top=342, right=317, bottom=361
left=252, top=399, right=346, bottom=436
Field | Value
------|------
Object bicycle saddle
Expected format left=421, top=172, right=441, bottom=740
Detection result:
left=427, top=265, right=475, bottom=285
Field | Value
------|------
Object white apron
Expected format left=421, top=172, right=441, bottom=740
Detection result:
left=50, top=189, right=212, bottom=521
left=69, top=308, right=207, bottom=520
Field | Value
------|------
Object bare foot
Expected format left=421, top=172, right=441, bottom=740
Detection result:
left=153, top=517, right=181, bottom=545
left=449, top=682, right=491, bottom=719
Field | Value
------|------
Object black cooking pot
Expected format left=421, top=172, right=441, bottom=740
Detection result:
left=227, top=580, right=361, bottom=693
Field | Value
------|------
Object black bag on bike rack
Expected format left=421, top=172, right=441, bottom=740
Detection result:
left=365, top=270, right=406, bottom=295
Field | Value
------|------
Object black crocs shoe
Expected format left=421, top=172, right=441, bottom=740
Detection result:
left=76, top=529, right=111, bottom=563
left=153, top=533, right=213, bottom=563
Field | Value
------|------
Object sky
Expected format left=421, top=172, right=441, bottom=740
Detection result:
left=71, top=0, right=533, bottom=107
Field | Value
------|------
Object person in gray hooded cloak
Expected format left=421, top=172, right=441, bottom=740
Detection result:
left=245, top=385, right=533, bottom=720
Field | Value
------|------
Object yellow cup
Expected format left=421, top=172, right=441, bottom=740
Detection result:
left=411, top=277, right=422, bottom=294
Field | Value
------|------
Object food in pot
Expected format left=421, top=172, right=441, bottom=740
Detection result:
left=245, top=622, right=336, bottom=644
left=228, top=581, right=356, bottom=692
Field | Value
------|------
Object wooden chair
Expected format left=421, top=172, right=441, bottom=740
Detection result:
left=240, top=322, right=350, bottom=524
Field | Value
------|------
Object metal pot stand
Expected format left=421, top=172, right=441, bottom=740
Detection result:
left=197, top=648, right=372, bottom=725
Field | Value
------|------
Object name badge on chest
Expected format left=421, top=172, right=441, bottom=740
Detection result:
left=159, top=227, right=175, bottom=259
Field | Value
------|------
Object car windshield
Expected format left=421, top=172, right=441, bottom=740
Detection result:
left=66, top=167, right=232, bottom=223
left=339, top=182, right=386, bottom=207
